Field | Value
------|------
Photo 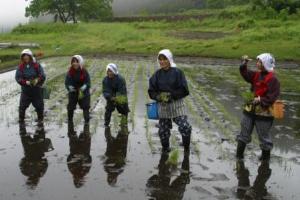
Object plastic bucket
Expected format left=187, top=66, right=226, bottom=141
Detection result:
left=146, top=102, right=159, bottom=120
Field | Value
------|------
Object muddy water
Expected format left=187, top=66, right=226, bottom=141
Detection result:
left=0, top=57, right=300, bottom=200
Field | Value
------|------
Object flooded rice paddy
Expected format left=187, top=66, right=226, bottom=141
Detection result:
left=0, top=56, right=300, bottom=200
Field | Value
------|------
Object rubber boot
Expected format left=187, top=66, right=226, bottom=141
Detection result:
left=182, top=135, right=191, bottom=155
left=83, top=123, right=90, bottom=135
left=37, top=111, right=44, bottom=127
left=236, top=141, right=246, bottom=159
left=259, top=150, right=271, bottom=161
left=244, top=161, right=271, bottom=199
left=236, top=160, right=250, bottom=198
left=68, top=121, right=75, bottom=137
left=19, top=109, right=25, bottom=123
left=104, top=110, right=112, bottom=128
left=83, top=109, right=90, bottom=125
left=19, top=122, right=27, bottom=135
left=161, top=139, right=170, bottom=153
left=68, top=109, right=74, bottom=123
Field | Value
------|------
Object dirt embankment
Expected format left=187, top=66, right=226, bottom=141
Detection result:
left=1, top=53, right=298, bottom=74
left=107, top=14, right=211, bottom=22
left=91, top=53, right=300, bottom=68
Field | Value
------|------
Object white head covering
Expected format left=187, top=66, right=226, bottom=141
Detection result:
left=21, top=49, right=36, bottom=62
left=106, top=63, right=118, bottom=75
left=257, top=53, right=275, bottom=72
left=157, top=49, right=176, bottom=67
left=71, top=55, right=84, bottom=68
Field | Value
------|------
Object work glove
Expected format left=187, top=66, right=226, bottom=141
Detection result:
left=68, top=85, right=76, bottom=92
left=252, top=96, right=260, bottom=105
left=157, top=92, right=172, bottom=103
left=80, top=84, right=87, bottom=91
left=241, top=55, right=252, bottom=66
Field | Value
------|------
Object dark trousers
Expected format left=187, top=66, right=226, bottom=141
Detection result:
left=158, top=115, right=192, bottom=149
left=67, top=92, right=90, bottom=123
left=19, top=89, right=44, bottom=121
left=104, top=100, right=129, bottom=126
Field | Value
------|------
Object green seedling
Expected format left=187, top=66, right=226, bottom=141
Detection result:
left=166, top=149, right=180, bottom=166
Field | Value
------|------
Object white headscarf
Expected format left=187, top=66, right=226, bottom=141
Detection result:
left=157, top=49, right=177, bottom=67
left=71, top=55, right=84, bottom=68
left=106, top=63, right=118, bottom=75
left=21, top=49, right=36, bottom=62
left=257, top=53, right=275, bottom=72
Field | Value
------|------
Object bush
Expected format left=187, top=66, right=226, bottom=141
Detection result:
left=12, top=23, right=78, bottom=34
left=237, top=19, right=255, bottom=29
left=218, top=10, right=239, bottom=19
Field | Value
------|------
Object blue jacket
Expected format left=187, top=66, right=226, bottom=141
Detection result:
left=15, top=62, right=46, bottom=93
left=102, top=75, right=127, bottom=101
left=148, top=67, right=189, bottom=101
left=65, top=67, right=91, bottom=96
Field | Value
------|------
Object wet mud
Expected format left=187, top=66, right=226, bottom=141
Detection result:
left=0, top=57, right=300, bottom=199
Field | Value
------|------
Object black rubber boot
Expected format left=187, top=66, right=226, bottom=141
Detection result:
left=19, top=122, right=27, bottom=135
left=236, top=160, right=250, bottom=198
left=19, top=109, right=25, bottom=123
left=161, top=140, right=170, bottom=153
left=37, top=111, right=44, bottom=127
left=68, top=121, right=75, bottom=136
left=182, top=135, right=191, bottom=155
left=236, top=141, right=246, bottom=159
left=83, top=109, right=90, bottom=125
left=244, top=160, right=271, bottom=199
left=83, top=123, right=90, bottom=135
left=68, top=109, right=74, bottom=122
left=104, top=110, right=112, bottom=127
left=259, top=150, right=271, bottom=161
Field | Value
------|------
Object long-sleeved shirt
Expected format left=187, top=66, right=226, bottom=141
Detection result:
left=102, top=75, right=127, bottom=100
left=148, top=67, right=189, bottom=101
left=240, top=64, right=280, bottom=108
left=15, top=62, right=46, bottom=93
left=65, top=67, right=91, bottom=96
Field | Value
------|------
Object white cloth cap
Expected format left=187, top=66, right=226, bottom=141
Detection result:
left=257, top=53, right=275, bottom=72
left=71, top=55, right=84, bottom=68
left=21, top=49, right=36, bottom=62
left=157, top=49, right=176, bottom=67
left=106, top=63, right=118, bottom=75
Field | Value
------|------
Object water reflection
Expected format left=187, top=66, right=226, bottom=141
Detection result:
left=103, top=127, right=129, bottom=186
left=236, top=160, right=272, bottom=199
left=146, top=153, right=190, bottom=200
left=19, top=126, right=53, bottom=189
left=67, top=129, right=92, bottom=188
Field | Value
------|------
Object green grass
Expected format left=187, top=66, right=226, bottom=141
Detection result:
left=1, top=6, right=300, bottom=71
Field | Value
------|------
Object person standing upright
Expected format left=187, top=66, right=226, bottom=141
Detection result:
left=148, top=49, right=192, bottom=154
left=15, top=49, right=46, bottom=131
left=65, top=55, right=91, bottom=134
left=236, top=53, right=280, bottom=161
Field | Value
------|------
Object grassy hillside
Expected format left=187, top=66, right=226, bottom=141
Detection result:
left=0, top=6, right=299, bottom=71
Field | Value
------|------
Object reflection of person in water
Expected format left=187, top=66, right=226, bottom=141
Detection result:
left=19, top=128, right=53, bottom=189
left=236, top=160, right=272, bottom=200
left=104, top=127, right=129, bottom=186
left=67, top=131, right=92, bottom=188
left=146, top=153, right=190, bottom=200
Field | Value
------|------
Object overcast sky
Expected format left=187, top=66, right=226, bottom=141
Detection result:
left=0, top=0, right=30, bottom=31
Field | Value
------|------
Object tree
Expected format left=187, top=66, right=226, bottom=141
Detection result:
left=25, top=0, right=113, bottom=23
left=251, top=0, right=300, bottom=14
